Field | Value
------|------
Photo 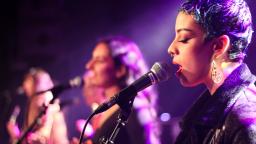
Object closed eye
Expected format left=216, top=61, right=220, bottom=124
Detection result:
left=178, top=38, right=190, bottom=43
left=92, top=57, right=109, bottom=64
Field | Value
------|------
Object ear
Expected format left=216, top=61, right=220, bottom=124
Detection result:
left=115, top=64, right=127, bottom=79
left=212, top=35, right=230, bottom=59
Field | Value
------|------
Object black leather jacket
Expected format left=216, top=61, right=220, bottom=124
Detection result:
left=175, top=63, right=256, bottom=144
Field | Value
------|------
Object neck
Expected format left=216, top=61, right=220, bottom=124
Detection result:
left=206, top=61, right=241, bottom=95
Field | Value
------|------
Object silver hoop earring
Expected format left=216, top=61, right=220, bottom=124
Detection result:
left=211, top=60, right=223, bottom=84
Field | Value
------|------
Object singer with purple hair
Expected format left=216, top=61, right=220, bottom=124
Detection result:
left=168, top=0, right=256, bottom=143
left=6, top=68, right=69, bottom=144
left=72, top=36, right=160, bottom=144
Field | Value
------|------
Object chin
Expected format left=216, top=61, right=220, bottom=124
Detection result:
left=180, top=79, right=199, bottom=87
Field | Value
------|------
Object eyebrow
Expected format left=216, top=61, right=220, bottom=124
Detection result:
left=94, top=55, right=111, bottom=60
left=177, top=28, right=194, bottom=33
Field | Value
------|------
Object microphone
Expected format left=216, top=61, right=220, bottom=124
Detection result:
left=9, top=105, right=21, bottom=123
left=35, top=76, right=84, bottom=97
left=94, top=62, right=172, bottom=114
left=16, top=86, right=25, bottom=95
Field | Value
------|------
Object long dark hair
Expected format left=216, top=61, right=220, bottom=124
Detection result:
left=96, top=36, right=160, bottom=143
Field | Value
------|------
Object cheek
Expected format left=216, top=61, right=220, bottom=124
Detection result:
left=180, top=49, right=211, bottom=85
left=23, top=83, right=34, bottom=94
left=183, top=54, right=203, bottom=78
left=185, top=43, right=211, bottom=70
left=181, top=49, right=200, bottom=71
left=104, top=67, right=117, bottom=81
left=95, top=66, right=116, bottom=84
left=180, top=62, right=208, bottom=87
left=189, top=54, right=208, bottom=70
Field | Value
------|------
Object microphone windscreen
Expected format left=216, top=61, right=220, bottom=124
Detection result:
left=69, top=76, right=84, bottom=88
left=151, top=62, right=172, bottom=82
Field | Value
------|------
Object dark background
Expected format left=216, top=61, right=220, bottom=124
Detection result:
left=1, top=0, right=255, bottom=143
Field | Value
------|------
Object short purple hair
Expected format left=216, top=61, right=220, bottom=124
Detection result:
left=180, top=0, right=253, bottom=62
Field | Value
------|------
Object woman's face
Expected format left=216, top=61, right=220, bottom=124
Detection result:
left=85, top=42, right=118, bottom=88
left=168, top=12, right=214, bottom=87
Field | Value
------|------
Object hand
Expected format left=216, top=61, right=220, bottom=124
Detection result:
left=70, top=137, right=79, bottom=144
left=71, top=137, right=93, bottom=144
left=6, top=121, right=20, bottom=140
left=75, top=119, right=94, bottom=137
left=27, top=133, right=47, bottom=144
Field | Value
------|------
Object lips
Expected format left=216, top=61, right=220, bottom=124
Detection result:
left=172, top=61, right=183, bottom=77
left=175, top=65, right=183, bottom=77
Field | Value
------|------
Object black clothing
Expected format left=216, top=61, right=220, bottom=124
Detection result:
left=175, top=63, right=256, bottom=144
left=92, top=109, right=146, bottom=144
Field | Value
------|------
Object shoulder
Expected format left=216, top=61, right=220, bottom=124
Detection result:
left=224, top=82, right=256, bottom=142
left=233, top=82, right=256, bottom=119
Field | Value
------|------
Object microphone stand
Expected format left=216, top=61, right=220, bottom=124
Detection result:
left=100, top=96, right=135, bottom=144
left=16, top=93, right=59, bottom=144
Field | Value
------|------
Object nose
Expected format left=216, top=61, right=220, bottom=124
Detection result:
left=167, top=40, right=178, bottom=58
left=84, top=60, right=94, bottom=83
left=85, top=59, right=94, bottom=70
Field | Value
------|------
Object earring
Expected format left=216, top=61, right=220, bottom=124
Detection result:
left=211, top=60, right=223, bottom=84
